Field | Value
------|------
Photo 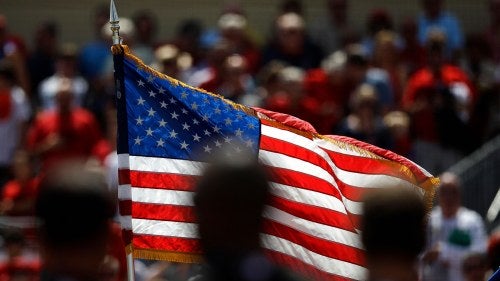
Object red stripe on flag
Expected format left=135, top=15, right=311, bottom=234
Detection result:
left=119, top=200, right=132, bottom=216
left=129, top=171, right=198, bottom=191
left=133, top=234, right=201, bottom=254
left=118, top=169, right=130, bottom=185
left=122, top=229, right=133, bottom=246
left=263, top=220, right=364, bottom=266
left=131, top=202, right=196, bottom=222
left=265, top=166, right=345, bottom=200
left=322, top=148, right=416, bottom=182
left=260, top=135, right=332, bottom=173
left=269, top=195, right=356, bottom=232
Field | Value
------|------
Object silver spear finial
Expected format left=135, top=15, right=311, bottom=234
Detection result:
left=110, top=0, right=121, bottom=45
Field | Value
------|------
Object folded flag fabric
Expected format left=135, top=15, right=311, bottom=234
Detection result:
left=112, top=45, right=438, bottom=281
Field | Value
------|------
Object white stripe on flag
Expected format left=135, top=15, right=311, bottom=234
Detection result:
left=120, top=215, right=132, bottom=230
left=118, top=184, right=132, bottom=200
left=132, top=218, right=199, bottom=238
left=263, top=206, right=362, bottom=249
left=126, top=156, right=206, bottom=175
left=261, top=234, right=368, bottom=280
left=131, top=188, right=195, bottom=206
left=118, top=154, right=130, bottom=169
left=259, top=150, right=335, bottom=183
left=269, top=182, right=348, bottom=214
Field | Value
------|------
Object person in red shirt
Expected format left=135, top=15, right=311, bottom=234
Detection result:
left=0, top=150, right=39, bottom=216
left=403, top=30, right=475, bottom=175
left=303, top=50, right=350, bottom=134
left=26, top=78, right=102, bottom=171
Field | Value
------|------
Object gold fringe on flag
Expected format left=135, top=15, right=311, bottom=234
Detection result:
left=132, top=247, right=203, bottom=264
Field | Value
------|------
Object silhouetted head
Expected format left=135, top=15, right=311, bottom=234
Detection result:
left=362, top=188, right=426, bottom=262
left=194, top=153, right=269, bottom=256
left=35, top=162, right=116, bottom=279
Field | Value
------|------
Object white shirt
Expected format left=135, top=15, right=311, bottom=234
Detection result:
left=424, top=206, right=487, bottom=281
left=38, top=74, right=88, bottom=110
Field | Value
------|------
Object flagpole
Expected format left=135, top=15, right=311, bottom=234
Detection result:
left=110, top=1, right=134, bottom=281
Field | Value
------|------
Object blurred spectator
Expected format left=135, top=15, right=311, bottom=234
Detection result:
left=0, top=230, right=40, bottom=281
left=361, top=187, right=426, bottom=281
left=153, top=43, right=192, bottom=81
left=460, top=33, right=496, bottom=92
left=261, top=12, right=324, bottom=70
left=38, top=43, right=89, bottom=110
left=303, top=50, right=350, bottom=133
left=26, top=78, right=102, bottom=171
left=344, top=44, right=394, bottom=113
left=217, top=12, right=261, bottom=74
left=310, top=0, right=356, bottom=55
left=264, top=65, right=320, bottom=126
left=0, top=15, right=29, bottom=96
left=0, top=15, right=27, bottom=59
left=422, top=172, right=487, bottom=281
left=170, top=19, right=204, bottom=67
left=460, top=33, right=499, bottom=147
left=335, top=83, right=393, bottom=149
left=417, top=0, right=464, bottom=62
left=27, top=21, right=58, bottom=101
left=362, top=9, right=401, bottom=58
left=403, top=30, right=475, bottom=175
left=0, top=61, right=31, bottom=188
left=211, top=54, right=259, bottom=106
left=35, top=162, right=117, bottom=281
left=191, top=153, right=304, bottom=281
left=253, top=61, right=286, bottom=104
left=193, top=39, right=231, bottom=88
left=383, top=110, right=412, bottom=157
left=372, top=30, right=405, bottom=105
left=484, top=0, right=500, bottom=64
left=132, top=10, right=157, bottom=65
left=279, top=0, right=304, bottom=16
left=0, top=150, right=39, bottom=216
left=79, top=4, right=111, bottom=81
left=399, top=18, right=427, bottom=77
left=461, top=252, right=489, bottom=281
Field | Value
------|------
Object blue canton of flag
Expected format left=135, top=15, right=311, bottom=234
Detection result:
left=123, top=59, right=260, bottom=161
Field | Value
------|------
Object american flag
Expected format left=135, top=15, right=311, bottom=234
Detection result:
left=113, top=45, right=438, bottom=281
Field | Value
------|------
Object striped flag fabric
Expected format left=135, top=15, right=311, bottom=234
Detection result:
left=113, top=45, right=438, bottom=281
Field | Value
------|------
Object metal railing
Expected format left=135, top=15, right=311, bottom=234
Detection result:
left=449, top=134, right=500, bottom=231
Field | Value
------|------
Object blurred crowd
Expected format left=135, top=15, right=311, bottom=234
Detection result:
left=1, top=0, right=500, bottom=280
